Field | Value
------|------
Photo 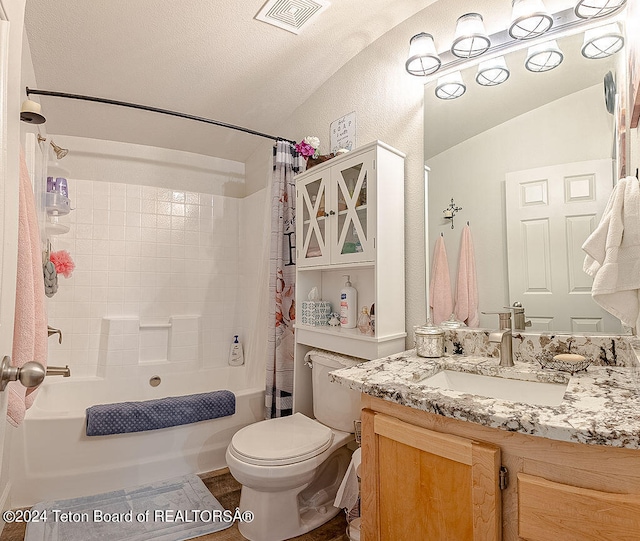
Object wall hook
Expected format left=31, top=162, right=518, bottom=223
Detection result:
left=442, top=198, right=462, bottom=229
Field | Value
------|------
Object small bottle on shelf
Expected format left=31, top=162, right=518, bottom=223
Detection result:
left=357, top=306, right=372, bottom=335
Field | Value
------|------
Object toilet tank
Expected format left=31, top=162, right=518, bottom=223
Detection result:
left=310, top=351, right=362, bottom=433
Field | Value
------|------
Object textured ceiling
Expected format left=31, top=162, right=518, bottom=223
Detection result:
left=24, top=0, right=582, bottom=163
left=24, top=0, right=434, bottom=162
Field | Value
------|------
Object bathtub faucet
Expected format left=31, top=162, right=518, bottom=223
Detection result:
left=47, top=365, right=71, bottom=377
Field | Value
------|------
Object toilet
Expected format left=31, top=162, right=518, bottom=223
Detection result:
left=225, top=350, right=361, bottom=541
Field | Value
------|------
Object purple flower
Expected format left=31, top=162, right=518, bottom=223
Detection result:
left=295, top=140, right=316, bottom=157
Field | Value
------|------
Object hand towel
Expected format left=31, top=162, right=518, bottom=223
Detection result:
left=582, top=177, right=640, bottom=330
left=429, top=235, right=453, bottom=325
left=454, top=224, right=479, bottom=327
left=8, top=151, right=48, bottom=427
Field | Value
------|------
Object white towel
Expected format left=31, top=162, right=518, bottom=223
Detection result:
left=454, top=225, right=479, bottom=327
left=429, top=235, right=453, bottom=325
left=582, top=177, right=640, bottom=330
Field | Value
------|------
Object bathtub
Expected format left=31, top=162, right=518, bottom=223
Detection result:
left=9, top=366, right=264, bottom=507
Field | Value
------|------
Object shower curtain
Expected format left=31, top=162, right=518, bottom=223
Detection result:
left=265, top=140, right=305, bottom=418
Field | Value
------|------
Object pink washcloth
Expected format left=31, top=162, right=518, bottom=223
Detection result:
left=8, top=151, right=48, bottom=427
left=429, top=235, right=453, bottom=325
left=454, top=224, right=479, bottom=327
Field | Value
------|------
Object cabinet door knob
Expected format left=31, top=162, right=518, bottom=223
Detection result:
left=329, top=210, right=336, bottom=216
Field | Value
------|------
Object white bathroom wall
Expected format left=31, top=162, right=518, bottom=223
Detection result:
left=44, top=138, right=266, bottom=377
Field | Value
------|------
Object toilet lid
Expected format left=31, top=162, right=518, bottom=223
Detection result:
left=230, top=413, right=333, bottom=466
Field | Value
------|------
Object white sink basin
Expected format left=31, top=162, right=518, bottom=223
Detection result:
left=421, top=370, right=568, bottom=406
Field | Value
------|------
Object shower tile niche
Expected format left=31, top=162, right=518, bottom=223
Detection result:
left=98, top=316, right=201, bottom=378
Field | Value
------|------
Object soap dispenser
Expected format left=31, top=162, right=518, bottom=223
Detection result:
left=340, top=275, right=357, bottom=328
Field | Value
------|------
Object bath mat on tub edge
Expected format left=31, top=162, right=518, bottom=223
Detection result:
left=25, top=474, right=233, bottom=541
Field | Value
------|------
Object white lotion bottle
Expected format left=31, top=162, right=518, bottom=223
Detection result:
left=340, top=275, right=358, bottom=328
left=228, top=335, right=244, bottom=366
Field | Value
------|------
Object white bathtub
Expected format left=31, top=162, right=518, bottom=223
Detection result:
left=9, top=366, right=264, bottom=507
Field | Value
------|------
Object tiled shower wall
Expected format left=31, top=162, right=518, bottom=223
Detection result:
left=47, top=179, right=258, bottom=377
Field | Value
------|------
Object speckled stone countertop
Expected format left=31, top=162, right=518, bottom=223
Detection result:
left=329, top=349, right=640, bottom=449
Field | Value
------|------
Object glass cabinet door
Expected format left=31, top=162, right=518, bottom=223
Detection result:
left=331, top=153, right=375, bottom=263
left=297, top=173, right=331, bottom=266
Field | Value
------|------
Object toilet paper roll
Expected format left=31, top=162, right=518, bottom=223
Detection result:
left=334, top=447, right=361, bottom=512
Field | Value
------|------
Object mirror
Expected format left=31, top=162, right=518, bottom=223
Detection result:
left=425, top=27, right=627, bottom=333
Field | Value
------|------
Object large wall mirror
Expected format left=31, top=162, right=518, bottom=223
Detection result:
left=424, top=21, right=629, bottom=334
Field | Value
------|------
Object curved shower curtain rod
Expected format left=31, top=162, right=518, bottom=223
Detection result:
left=26, top=87, right=296, bottom=145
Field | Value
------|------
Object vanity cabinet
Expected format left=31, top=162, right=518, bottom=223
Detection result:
left=361, top=409, right=501, bottom=541
left=294, top=141, right=406, bottom=361
left=361, top=395, right=640, bottom=541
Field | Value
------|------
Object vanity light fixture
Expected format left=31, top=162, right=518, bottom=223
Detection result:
left=581, top=23, right=624, bottom=58
left=476, top=56, right=510, bottom=86
left=451, top=13, right=491, bottom=58
left=509, top=0, right=554, bottom=40
left=525, top=40, right=564, bottom=72
left=405, top=33, right=441, bottom=76
left=574, top=0, right=627, bottom=19
left=406, top=2, right=625, bottom=85
left=435, top=72, right=466, bottom=100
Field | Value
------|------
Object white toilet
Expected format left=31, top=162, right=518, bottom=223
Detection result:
left=225, top=350, right=361, bottom=541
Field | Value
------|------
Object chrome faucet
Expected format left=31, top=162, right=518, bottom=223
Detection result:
left=505, top=302, right=531, bottom=332
left=482, top=311, right=514, bottom=367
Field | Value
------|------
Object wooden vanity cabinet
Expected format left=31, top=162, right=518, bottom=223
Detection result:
left=361, top=408, right=501, bottom=541
left=361, top=395, right=640, bottom=541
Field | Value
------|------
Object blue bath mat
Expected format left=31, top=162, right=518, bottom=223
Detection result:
left=25, top=474, right=233, bottom=541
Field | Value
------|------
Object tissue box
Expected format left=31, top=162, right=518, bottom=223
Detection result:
left=300, top=301, right=331, bottom=326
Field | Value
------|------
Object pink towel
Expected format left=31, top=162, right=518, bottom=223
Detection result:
left=429, top=235, right=453, bottom=325
left=8, top=151, right=48, bottom=427
left=454, top=225, right=479, bottom=327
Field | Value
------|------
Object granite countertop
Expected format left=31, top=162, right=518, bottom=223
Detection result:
left=329, top=349, right=640, bottom=449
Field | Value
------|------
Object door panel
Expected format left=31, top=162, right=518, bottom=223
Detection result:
left=330, top=153, right=374, bottom=264
left=505, top=159, right=619, bottom=332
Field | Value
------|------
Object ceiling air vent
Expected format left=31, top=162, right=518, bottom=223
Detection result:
left=255, top=0, right=330, bottom=34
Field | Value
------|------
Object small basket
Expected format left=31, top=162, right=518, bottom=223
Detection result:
left=354, top=419, right=362, bottom=446
left=537, top=353, right=592, bottom=374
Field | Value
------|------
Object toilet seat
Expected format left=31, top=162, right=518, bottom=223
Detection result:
left=229, top=413, right=333, bottom=466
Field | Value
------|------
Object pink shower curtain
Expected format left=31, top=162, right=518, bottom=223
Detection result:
left=265, top=141, right=305, bottom=418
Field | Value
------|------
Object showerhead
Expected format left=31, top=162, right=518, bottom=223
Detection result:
left=50, top=141, right=68, bottom=160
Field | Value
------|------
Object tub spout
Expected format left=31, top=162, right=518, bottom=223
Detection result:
left=46, top=365, right=71, bottom=377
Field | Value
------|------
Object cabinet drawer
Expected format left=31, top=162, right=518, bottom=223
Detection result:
left=518, top=473, right=640, bottom=541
